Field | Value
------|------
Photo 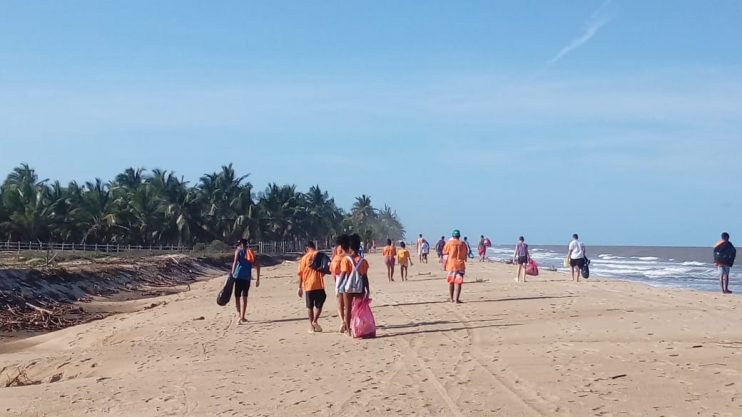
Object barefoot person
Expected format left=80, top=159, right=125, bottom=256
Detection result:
left=714, top=232, right=736, bottom=294
left=297, top=241, right=326, bottom=333
left=397, top=242, right=413, bottom=281
left=331, top=235, right=350, bottom=332
left=382, top=239, right=396, bottom=282
left=513, top=236, right=530, bottom=283
left=421, top=239, right=430, bottom=264
left=231, top=238, right=260, bottom=324
left=417, top=234, right=425, bottom=263
left=339, top=234, right=370, bottom=336
left=567, top=234, right=586, bottom=282
left=444, top=229, right=468, bottom=303
left=435, top=236, right=446, bottom=259
left=478, top=235, right=487, bottom=262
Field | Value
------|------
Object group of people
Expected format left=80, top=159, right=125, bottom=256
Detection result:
left=228, top=230, right=737, bottom=337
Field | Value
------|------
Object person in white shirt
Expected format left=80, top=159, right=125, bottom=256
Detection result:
left=567, top=234, right=587, bottom=282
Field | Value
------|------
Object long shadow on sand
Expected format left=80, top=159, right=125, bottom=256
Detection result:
left=376, top=295, right=573, bottom=309
left=375, top=321, right=521, bottom=339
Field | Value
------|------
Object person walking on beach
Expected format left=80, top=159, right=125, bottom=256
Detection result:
left=417, top=234, right=425, bottom=263
left=435, top=236, right=446, bottom=259
left=297, top=241, right=326, bottom=333
left=383, top=239, right=396, bottom=282
left=331, top=235, right=350, bottom=332
left=444, top=229, right=468, bottom=303
left=464, top=236, right=474, bottom=259
left=339, top=234, right=370, bottom=336
left=714, top=232, right=736, bottom=294
left=567, top=234, right=586, bottom=282
left=513, top=236, right=530, bottom=283
left=231, top=238, right=260, bottom=324
left=478, top=235, right=488, bottom=262
left=397, top=242, right=413, bottom=281
left=421, top=239, right=430, bottom=264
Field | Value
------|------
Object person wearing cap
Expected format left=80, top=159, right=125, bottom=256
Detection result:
left=443, top=229, right=468, bottom=303
left=231, top=238, right=260, bottom=324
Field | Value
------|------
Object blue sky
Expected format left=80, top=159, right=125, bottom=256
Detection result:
left=1, top=0, right=740, bottom=246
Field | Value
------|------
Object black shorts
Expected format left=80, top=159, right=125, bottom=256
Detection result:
left=305, top=289, right=327, bottom=309
left=517, top=255, right=528, bottom=265
left=570, top=258, right=586, bottom=268
left=234, top=279, right=251, bottom=298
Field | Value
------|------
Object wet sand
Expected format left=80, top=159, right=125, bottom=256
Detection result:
left=1, top=252, right=740, bottom=416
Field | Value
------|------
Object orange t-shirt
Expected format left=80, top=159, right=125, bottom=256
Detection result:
left=330, top=246, right=345, bottom=276
left=443, top=239, right=468, bottom=272
left=298, top=250, right=325, bottom=291
left=382, top=245, right=395, bottom=257
left=340, top=255, right=370, bottom=276
left=397, top=249, right=411, bottom=264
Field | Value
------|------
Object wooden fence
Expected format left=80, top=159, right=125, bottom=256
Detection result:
left=0, top=240, right=330, bottom=255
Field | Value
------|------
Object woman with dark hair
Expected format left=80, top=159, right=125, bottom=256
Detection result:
left=331, top=234, right=350, bottom=332
left=231, top=238, right=260, bottom=324
left=382, top=238, right=396, bottom=282
left=339, top=234, right=370, bottom=336
left=513, top=236, right=530, bottom=283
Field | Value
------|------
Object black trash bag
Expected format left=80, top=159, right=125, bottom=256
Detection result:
left=581, top=258, right=590, bottom=279
left=217, top=274, right=235, bottom=306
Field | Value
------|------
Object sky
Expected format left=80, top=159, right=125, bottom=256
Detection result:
left=0, top=0, right=740, bottom=246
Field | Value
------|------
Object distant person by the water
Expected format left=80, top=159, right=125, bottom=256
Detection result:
left=331, top=235, right=350, bottom=332
left=464, top=236, right=474, bottom=259
left=383, top=239, right=396, bottom=282
left=478, top=235, right=487, bottom=262
left=297, top=241, right=326, bottom=333
left=513, top=236, right=530, bottom=283
left=417, top=234, right=425, bottom=263
left=567, top=234, right=586, bottom=282
left=435, top=236, right=446, bottom=258
left=421, top=239, right=430, bottom=264
left=231, top=238, right=260, bottom=324
left=714, top=232, right=736, bottom=294
left=397, top=242, right=413, bottom=281
left=444, top=229, right=468, bottom=304
left=339, top=234, right=370, bottom=336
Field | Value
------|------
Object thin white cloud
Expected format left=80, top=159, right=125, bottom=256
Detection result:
left=548, top=0, right=615, bottom=66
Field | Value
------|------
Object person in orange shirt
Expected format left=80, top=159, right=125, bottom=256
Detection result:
left=443, top=229, right=468, bottom=304
left=339, top=234, right=370, bottom=336
left=331, top=234, right=350, bottom=332
left=382, top=239, right=396, bottom=282
left=396, top=242, right=413, bottom=281
left=297, top=241, right=327, bottom=333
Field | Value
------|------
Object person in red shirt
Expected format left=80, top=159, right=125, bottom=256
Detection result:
left=443, top=229, right=468, bottom=304
left=297, top=241, right=327, bottom=333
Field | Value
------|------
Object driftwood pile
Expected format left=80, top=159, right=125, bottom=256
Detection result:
left=0, top=256, right=222, bottom=333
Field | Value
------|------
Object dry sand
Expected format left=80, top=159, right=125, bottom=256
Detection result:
left=1, top=252, right=741, bottom=417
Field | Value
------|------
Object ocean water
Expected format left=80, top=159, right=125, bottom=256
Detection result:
left=487, top=245, right=734, bottom=293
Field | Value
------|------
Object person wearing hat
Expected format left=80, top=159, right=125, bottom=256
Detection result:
left=443, top=229, right=468, bottom=303
left=231, top=238, right=260, bottom=324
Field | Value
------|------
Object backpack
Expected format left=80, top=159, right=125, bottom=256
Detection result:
left=310, top=251, right=332, bottom=275
left=714, top=241, right=737, bottom=267
left=344, top=256, right=366, bottom=294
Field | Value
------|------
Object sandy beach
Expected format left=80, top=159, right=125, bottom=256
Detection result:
left=1, top=252, right=741, bottom=417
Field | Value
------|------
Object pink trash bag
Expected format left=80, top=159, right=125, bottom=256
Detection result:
left=351, top=297, right=377, bottom=339
left=526, top=259, right=539, bottom=276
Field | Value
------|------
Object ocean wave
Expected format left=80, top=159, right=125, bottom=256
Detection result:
left=682, top=261, right=706, bottom=266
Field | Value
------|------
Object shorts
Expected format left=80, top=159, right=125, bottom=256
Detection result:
left=335, top=275, right=346, bottom=295
left=719, top=265, right=731, bottom=275
left=517, top=255, right=528, bottom=265
left=447, top=271, right=465, bottom=285
left=305, top=289, right=327, bottom=309
left=478, top=248, right=486, bottom=256
left=384, top=256, right=395, bottom=267
left=399, top=261, right=409, bottom=267
left=570, top=258, right=586, bottom=268
left=234, top=279, right=251, bottom=298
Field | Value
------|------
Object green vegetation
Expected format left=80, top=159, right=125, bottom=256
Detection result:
left=0, top=163, right=406, bottom=247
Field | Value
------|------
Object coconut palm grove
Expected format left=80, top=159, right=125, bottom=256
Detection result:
left=0, top=164, right=406, bottom=248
